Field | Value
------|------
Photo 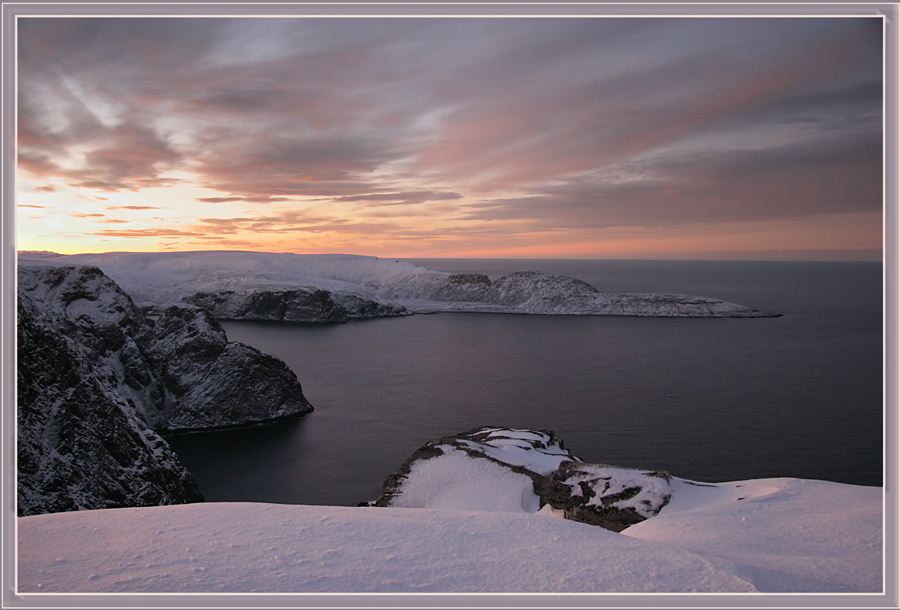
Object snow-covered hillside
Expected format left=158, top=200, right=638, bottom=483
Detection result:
left=17, top=251, right=779, bottom=318
left=17, top=475, right=881, bottom=594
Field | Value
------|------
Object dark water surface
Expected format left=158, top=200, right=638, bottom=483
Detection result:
left=166, top=260, right=884, bottom=506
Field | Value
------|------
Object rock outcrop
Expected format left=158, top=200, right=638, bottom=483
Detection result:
left=17, top=263, right=315, bottom=515
left=371, top=427, right=674, bottom=532
left=540, top=462, right=673, bottom=532
left=183, top=288, right=409, bottom=323
left=147, top=303, right=314, bottom=430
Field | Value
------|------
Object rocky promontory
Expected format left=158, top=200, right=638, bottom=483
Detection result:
left=370, top=427, right=674, bottom=532
left=17, top=263, right=315, bottom=515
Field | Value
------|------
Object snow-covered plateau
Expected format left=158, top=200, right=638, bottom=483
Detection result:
left=17, top=250, right=780, bottom=318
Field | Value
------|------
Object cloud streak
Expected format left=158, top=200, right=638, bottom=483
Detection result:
left=16, top=16, right=883, bottom=257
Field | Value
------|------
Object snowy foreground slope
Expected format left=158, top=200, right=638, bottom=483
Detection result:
left=18, top=429, right=882, bottom=594
left=17, top=476, right=881, bottom=594
left=18, top=251, right=779, bottom=318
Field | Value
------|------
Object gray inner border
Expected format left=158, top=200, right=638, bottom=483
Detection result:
left=1, top=2, right=897, bottom=609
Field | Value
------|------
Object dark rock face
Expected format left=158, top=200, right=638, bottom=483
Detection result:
left=371, top=427, right=674, bottom=532
left=145, top=304, right=314, bottom=430
left=17, top=293, right=203, bottom=517
left=492, top=271, right=599, bottom=303
left=427, top=274, right=496, bottom=302
left=183, top=288, right=409, bottom=323
left=331, top=293, right=410, bottom=320
left=540, top=461, right=673, bottom=532
left=17, top=263, right=315, bottom=515
left=184, top=288, right=346, bottom=323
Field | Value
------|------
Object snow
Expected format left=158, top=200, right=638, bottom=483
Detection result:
left=454, top=427, right=576, bottom=476
left=17, top=475, right=881, bottom=594
left=16, top=250, right=777, bottom=317
left=624, top=477, right=884, bottom=592
left=386, top=447, right=541, bottom=513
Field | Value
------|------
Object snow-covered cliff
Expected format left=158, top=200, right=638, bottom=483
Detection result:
left=17, top=263, right=314, bottom=515
left=18, top=251, right=780, bottom=319
left=17, top=291, right=203, bottom=516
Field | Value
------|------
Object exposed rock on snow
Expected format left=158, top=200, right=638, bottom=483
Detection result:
left=541, top=462, right=673, bottom=532
left=17, top=251, right=780, bottom=318
left=17, top=263, right=314, bottom=515
left=371, top=427, right=673, bottom=531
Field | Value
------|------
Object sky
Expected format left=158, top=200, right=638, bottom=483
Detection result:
left=16, top=16, right=884, bottom=259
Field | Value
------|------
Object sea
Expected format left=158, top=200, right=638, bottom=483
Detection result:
left=166, top=259, right=884, bottom=507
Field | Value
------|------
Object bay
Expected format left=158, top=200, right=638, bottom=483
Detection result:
left=166, top=260, right=884, bottom=506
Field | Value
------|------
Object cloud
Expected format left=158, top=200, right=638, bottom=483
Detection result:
left=90, top=228, right=206, bottom=238
left=105, top=205, right=162, bottom=210
left=16, top=17, right=884, bottom=255
left=18, top=105, right=183, bottom=192
left=462, top=129, right=881, bottom=230
left=187, top=133, right=408, bottom=201
left=196, top=196, right=292, bottom=204
left=330, top=191, right=463, bottom=206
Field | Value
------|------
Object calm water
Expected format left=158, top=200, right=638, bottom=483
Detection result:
left=166, top=260, right=884, bottom=506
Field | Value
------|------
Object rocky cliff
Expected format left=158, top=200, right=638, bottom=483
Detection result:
left=17, top=291, right=203, bottom=516
left=17, top=263, right=314, bottom=515
left=183, top=287, right=409, bottom=323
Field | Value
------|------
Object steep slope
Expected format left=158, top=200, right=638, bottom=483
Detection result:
left=17, top=263, right=314, bottom=515
left=17, top=292, right=203, bottom=516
